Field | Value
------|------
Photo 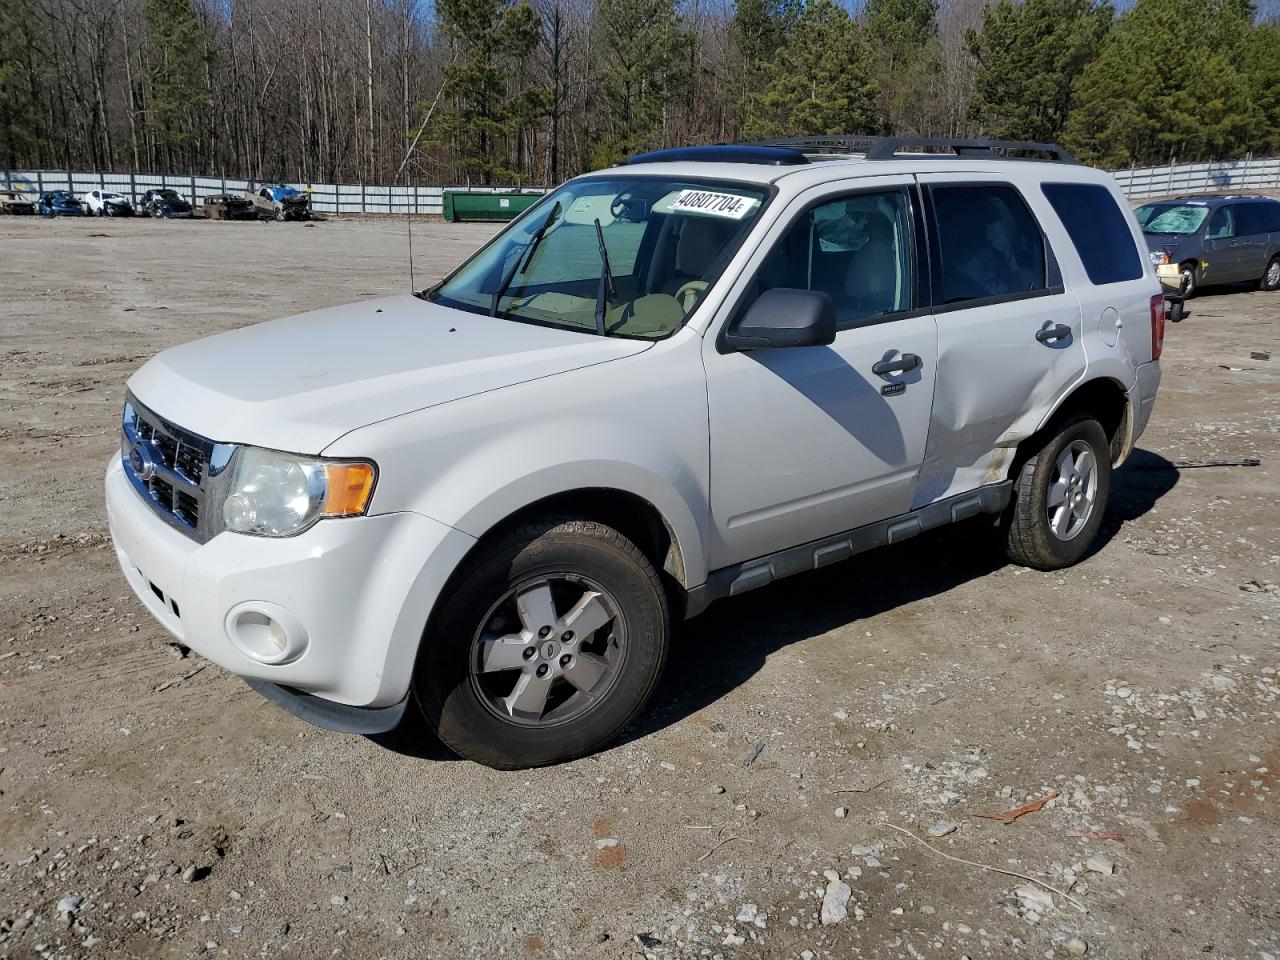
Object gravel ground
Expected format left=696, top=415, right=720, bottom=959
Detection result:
left=1, top=215, right=1277, bottom=960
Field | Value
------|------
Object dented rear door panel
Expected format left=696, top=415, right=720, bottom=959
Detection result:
left=912, top=173, right=1087, bottom=507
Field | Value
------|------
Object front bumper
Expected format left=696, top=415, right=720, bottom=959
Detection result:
left=106, top=456, right=476, bottom=710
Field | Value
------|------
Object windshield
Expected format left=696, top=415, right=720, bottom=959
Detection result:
left=429, top=177, right=769, bottom=339
left=1135, top=202, right=1209, bottom=235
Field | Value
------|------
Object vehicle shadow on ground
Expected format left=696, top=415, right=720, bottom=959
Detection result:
left=620, top=447, right=1181, bottom=746
left=370, top=449, right=1180, bottom=763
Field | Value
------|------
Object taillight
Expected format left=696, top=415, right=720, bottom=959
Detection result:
left=1150, top=293, right=1166, bottom=360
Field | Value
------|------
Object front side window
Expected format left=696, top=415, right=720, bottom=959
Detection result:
left=430, top=177, right=769, bottom=339
left=1206, top=206, right=1235, bottom=239
left=736, top=190, right=912, bottom=327
left=1041, top=182, right=1144, bottom=286
left=931, top=184, right=1047, bottom=304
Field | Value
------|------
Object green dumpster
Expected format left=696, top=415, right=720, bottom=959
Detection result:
left=442, top=190, right=543, bottom=223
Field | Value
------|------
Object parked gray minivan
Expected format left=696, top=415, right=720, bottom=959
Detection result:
left=1136, top=194, right=1280, bottom=297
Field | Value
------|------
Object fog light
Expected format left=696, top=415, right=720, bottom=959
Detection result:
left=225, top=602, right=308, bottom=665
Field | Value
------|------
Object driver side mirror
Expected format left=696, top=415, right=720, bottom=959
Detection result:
left=722, top=288, right=837, bottom=352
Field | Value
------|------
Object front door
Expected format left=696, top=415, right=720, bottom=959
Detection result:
left=703, top=180, right=937, bottom=568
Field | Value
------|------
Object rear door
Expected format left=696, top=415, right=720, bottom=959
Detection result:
left=1231, top=202, right=1272, bottom=280
left=913, top=174, right=1087, bottom=505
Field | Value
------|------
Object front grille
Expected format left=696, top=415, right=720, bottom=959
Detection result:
left=121, top=396, right=224, bottom=541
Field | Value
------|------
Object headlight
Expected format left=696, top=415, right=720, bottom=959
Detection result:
left=1149, top=250, right=1170, bottom=266
left=221, top=447, right=376, bottom=537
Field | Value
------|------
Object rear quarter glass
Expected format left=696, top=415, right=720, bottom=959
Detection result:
left=1041, top=183, right=1144, bottom=286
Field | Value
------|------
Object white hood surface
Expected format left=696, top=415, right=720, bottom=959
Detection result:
left=128, top=295, right=652, bottom=453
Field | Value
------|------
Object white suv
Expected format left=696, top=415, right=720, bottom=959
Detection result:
left=106, top=137, right=1164, bottom=768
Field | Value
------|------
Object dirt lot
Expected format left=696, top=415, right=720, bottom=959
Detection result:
left=1, top=215, right=1277, bottom=960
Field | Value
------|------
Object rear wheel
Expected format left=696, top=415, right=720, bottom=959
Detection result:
left=1003, top=414, right=1111, bottom=570
left=1261, top=255, right=1280, bottom=292
left=414, top=518, right=669, bottom=769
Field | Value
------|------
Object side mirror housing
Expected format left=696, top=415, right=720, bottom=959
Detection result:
left=722, top=288, right=837, bottom=352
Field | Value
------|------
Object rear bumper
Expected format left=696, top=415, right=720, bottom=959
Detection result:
left=106, top=455, right=477, bottom=709
left=1130, top=359, right=1161, bottom=445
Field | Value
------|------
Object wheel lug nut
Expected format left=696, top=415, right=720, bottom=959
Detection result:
left=522, top=646, right=536, bottom=660
left=560, top=654, right=572, bottom=667
left=537, top=625, right=552, bottom=639
left=536, top=664, right=549, bottom=678
left=561, top=631, right=574, bottom=642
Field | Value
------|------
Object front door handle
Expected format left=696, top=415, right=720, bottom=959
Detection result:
left=1035, top=323, right=1072, bottom=344
left=872, top=353, right=922, bottom=376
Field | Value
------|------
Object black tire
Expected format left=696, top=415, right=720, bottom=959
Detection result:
left=1179, top=261, right=1198, bottom=299
left=1003, top=413, right=1112, bottom=571
left=1168, top=297, right=1184, bottom=323
left=414, top=517, right=669, bottom=769
left=1261, top=255, right=1280, bottom=292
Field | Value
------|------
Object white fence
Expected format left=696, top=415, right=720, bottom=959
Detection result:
left=1109, top=156, right=1280, bottom=199
left=0, top=169, right=548, bottom=216
left=5, top=155, right=1279, bottom=212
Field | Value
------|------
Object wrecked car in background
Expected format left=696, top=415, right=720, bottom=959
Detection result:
left=202, top=193, right=257, bottom=221
left=0, top=189, right=36, bottom=214
left=82, top=190, right=136, bottom=217
left=37, top=191, right=84, bottom=216
left=139, top=189, right=194, bottom=219
left=246, top=183, right=311, bottom=221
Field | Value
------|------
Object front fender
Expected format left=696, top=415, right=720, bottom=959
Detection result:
left=323, top=335, right=712, bottom=587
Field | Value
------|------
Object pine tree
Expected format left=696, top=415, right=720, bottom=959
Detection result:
left=966, top=0, right=1112, bottom=144
left=591, top=0, right=687, bottom=167
left=144, top=0, right=211, bottom=167
left=0, top=0, right=45, bottom=168
left=745, top=0, right=878, bottom=138
left=731, top=0, right=800, bottom=135
left=436, top=0, right=547, bottom=183
left=1065, top=0, right=1257, bottom=165
left=865, top=0, right=939, bottom=133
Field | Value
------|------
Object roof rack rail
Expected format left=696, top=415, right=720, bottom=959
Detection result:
left=626, top=145, right=810, bottom=166
left=749, top=135, right=1078, bottom=164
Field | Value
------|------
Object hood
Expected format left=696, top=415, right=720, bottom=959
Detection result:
left=127, top=294, right=652, bottom=453
left=1144, top=232, right=1187, bottom=254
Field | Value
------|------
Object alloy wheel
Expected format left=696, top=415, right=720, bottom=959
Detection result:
left=469, top=575, right=625, bottom=726
left=1046, top=439, right=1098, bottom=541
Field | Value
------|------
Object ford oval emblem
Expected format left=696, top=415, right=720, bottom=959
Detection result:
left=129, top=440, right=159, bottom=481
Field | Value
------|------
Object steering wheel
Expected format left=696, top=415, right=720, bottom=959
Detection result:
left=610, top=197, right=630, bottom=220
left=673, top=280, right=708, bottom=312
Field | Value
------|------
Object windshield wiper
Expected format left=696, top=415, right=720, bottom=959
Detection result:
left=592, top=217, right=616, bottom=337
left=489, top=201, right=561, bottom=316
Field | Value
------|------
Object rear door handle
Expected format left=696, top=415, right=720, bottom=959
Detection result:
left=872, top=353, right=922, bottom=376
left=1035, top=324, right=1072, bottom=344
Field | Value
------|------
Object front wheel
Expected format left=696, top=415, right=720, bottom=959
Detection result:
left=1003, top=414, right=1112, bottom=570
left=1261, top=255, right=1280, bottom=292
left=1179, top=261, right=1198, bottom=299
left=414, top=518, right=670, bottom=769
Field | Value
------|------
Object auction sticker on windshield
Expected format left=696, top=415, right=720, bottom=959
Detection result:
left=669, top=189, right=758, bottom=219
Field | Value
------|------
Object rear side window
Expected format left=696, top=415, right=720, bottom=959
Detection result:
left=1041, top=183, right=1144, bottom=286
left=1234, top=202, right=1275, bottom=236
left=930, top=184, right=1047, bottom=305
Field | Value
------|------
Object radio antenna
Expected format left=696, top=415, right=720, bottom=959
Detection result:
left=395, top=65, right=452, bottom=295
